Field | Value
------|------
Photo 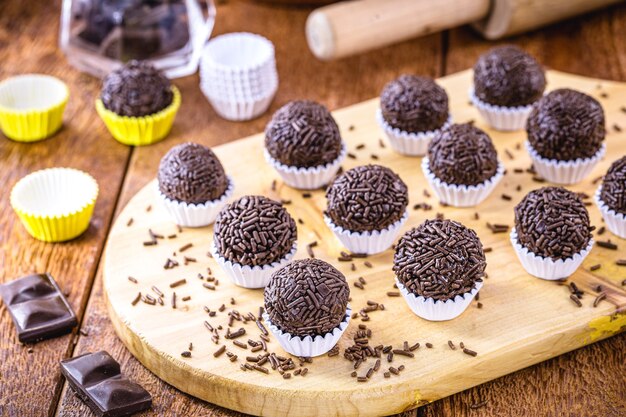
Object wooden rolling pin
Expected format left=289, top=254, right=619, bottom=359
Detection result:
left=306, top=0, right=624, bottom=60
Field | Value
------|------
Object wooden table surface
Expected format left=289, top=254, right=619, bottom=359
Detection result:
left=0, top=1, right=624, bottom=416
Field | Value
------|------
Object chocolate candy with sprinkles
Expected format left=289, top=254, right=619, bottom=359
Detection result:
left=265, top=100, right=343, bottom=168
left=101, top=60, right=173, bottom=117
left=325, top=165, right=408, bottom=232
left=214, top=195, right=297, bottom=266
left=514, top=187, right=593, bottom=260
left=600, top=156, right=626, bottom=215
left=158, top=143, right=229, bottom=204
left=393, top=219, right=486, bottom=301
left=380, top=75, right=449, bottom=133
left=473, top=45, right=546, bottom=107
left=264, top=259, right=349, bottom=337
left=526, top=89, right=605, bottom=161
left=427, top=123, right=499, bottom=186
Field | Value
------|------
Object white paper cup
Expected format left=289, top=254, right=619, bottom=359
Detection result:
left=202, top=84, right=277, bottom=121
left=526, top=142, right=605, bottom=185
left=265, top=144, right=346, bottom=190
left=263, top=305, right=351, bottom=357
left=210, top=241, right=297, bottom=289
left=324, top=211, right=408, bottom=255
left=376, top=109, right=452, bottom=156
left=395, top=279, right=482, bottom=321
left=469, top=88, right=533, bottom=132
left=595, top=187, right=626, bottom=239
left=421, top=157, right=504, bottom=207
left=510, top=228, right=593, bottom=280
left=157, top=177, right=234, bottom=228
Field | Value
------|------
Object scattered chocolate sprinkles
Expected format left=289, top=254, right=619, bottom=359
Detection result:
left=597, top=240, right=617, bottom=250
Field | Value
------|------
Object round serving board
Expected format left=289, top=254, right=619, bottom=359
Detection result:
left=104, top=70, right=626, bottom=417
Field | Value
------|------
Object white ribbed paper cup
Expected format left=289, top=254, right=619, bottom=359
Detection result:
left=202, top=85, right=277, bottom=121
left=526, top=142, right=605, bottom=185
left=376, top=110, right=451, bottom=156
left=158, top=177, right=234, bottom=228
left=210, top=242, right=297, bottom=288
left=469, top=88, right=533, bottom=132
left=263, top=306, right=351, bottom=357
left=395, top=279, right=482, bottom=321
left=421, top=158, right=504, bottom=207
left=510, top=228, right=593, bottom=280
left=595, top=187, right=626, bottom=239
left=265, top=145, right=346, bottom=190
left=324, top=211, right=408, bottom=255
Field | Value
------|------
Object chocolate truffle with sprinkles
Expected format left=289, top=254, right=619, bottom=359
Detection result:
left=158, top=143, right=229, bottom=204
left=325, top=165, right=408, bottom=232
left=380, top=75, right=449, bottom=133
left=473, top=45, right=546, bottom=107
left=600, top=156, right=626, bottom=215
left=427, top=123, right=499, bottom=186
left=264, top=259, right=349, bottom=337
left=265, top=100, right=343, bottom=168
left=393, top=219, right=486, bottom=301
left=514, top=187, right=593, bottom=260
left=526, top=89, right=605, bottom=161
left=214, top=195, right=297, bottom=266
left=101, top=60, right=173, bottom=117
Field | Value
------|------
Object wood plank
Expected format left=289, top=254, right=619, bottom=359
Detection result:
left=105, top=70, right=626, bottom=416
left=423, top=4, right=626, bottom=417
left=0, top=1, right=132, bottom=416
left=55, top=1, right=444, bottom=415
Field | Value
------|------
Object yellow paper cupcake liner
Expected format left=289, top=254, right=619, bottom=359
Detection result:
left=96, top=86, right=181, bottom=146
left=11, top=168, right=99, bottom=242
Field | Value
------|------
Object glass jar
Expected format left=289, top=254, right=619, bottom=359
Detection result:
left=59, top=0, right=216, bottom=79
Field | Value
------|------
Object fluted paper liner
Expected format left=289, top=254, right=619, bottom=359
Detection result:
left=266, top=144, right=347, bottom=190
left=324, top=211, right=408, bottom=255
left=510, top=228, right=593, bottom=280
left=158, top=177, right=234, bottom=228
left=0, top=74, right=69, bottom=142
left=422, top=157, right=504, bottom=207
left=395, top=280, right=482, bottom=321
left=376, top=109, right=452, bottom=156
left=10, top=168, right=98, bottom=242
left=469, top=88, right=533, bottom=131
left=210, top=242, right=297, bottom=289
left=595, top=187, right=626, bottom=239
left=263, top=305, right=351, bottom=357
left=201, top=84, right=277, bottom=122
left=526, top=142, right=605, bottom=185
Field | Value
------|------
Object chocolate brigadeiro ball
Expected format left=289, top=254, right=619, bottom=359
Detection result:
left=514, top=187, right=593, bottom=260
left=214, top=195, right=297, bottom=266
left=380, top=75, right=449, bottom=133
left=473, top=45, right=546, bottom=107
left=600, top=156, right=626, bottom=215
left=158, top=143, right=228, bottom=204
left=427, top=123, right=498, bottom=186
left=265, top=100, right=343, bottom=168
left=526, top=89, right=605, bottom=161
left=393, top=219, right=486, bottom=301
left=264, top=259, right=349, bottom=337
left=101, top=60, right=173, bottom=117
left=325, top=164, right=409, bottom=232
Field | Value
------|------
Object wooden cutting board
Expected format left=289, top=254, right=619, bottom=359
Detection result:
left=103, top=69, right=626, bottom=417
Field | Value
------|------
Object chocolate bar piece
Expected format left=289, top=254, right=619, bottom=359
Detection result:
left=61, top=351, right=152, bottom=417
left=0, top=273, right=77, bottom=343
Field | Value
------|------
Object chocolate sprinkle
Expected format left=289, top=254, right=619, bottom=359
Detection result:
left=265, top=100, right=343, bottom=168
left=527, top=89, right=605, bottom=161
left=325, top=165, right=408, bottom=232
left=380, top=75, right=449, bottom=133
left=514, top=187, right=593, bottom=260
left=428, top=123, right=499, bottom=186
left=214, top=196, right=297, bottom=266
left=394, top=219, right=486, bottom=301
left=599, top=156, right=626, bottom=215
left=264, top=259, right=349, bottom=337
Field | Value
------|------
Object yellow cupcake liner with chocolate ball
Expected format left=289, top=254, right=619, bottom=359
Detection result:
left=96, top=61, right=180, bottom=146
